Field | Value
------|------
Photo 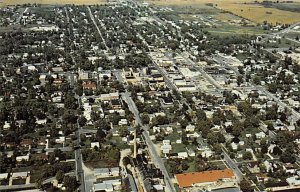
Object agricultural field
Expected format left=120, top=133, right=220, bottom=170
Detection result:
left=218, top=2, right=300, bottom=25
left=2, top=0, right=104, bottom=5
left=147, top=0, right=300, bottom=24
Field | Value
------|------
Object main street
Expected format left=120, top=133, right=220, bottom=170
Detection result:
left=116, top=70, right=175, bottom=191
left=122, top=90, right=176, bottom=192
left=75, top=96, right=86, bottom=192
left=222, top=148, right=244, bottom=183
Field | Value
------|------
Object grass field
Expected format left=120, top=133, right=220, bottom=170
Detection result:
left=3, top=0, right=104, bottom=5
left=147, top=0, right=300, bottom=24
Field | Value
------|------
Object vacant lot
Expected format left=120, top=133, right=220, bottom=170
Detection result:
left=3, top=0, right=104, bottom=5
left=147, top=0, right=300, bottom=24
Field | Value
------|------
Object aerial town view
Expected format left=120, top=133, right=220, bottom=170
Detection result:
left=0, top=0, right=300, bottom=191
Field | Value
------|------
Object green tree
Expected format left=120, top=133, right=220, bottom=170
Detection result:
left=63, top=176, right=78, bottom=191
left=78, top=116, right=87, bottom=127
left=243, top=151, right=252, bottom=160
left=56, top=170, right=64, bottom=183
left=240, top=179, right=253, bottom=192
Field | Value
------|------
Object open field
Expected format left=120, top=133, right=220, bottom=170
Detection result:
left=218, top=2, right=300, bottom=25
left=147, top=0, right=300, bottom=24
left=2, top=0, right=104, bottom=5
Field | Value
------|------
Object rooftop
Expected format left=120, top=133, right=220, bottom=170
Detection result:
left=175, top=169, right=234, bottom=188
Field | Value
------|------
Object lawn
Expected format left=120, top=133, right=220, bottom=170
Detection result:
left=30, top=162, right=75, bottom=183
left=171, top=143, right=186, bottom=153
left=205, top=24, right=267, bottom=36
left=12, top=178, right=26, bottom=185
left=85, top=160, right=118, bottom=169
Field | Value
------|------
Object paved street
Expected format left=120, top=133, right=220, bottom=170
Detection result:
left=122, top=90, right=176, bottom=192
left=75, top=96, right=86, bottom=192
left=87, top=6, right=109, bottom=51
left=222, top=148, right=243, bottom=183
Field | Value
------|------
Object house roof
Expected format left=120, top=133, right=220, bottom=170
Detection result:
left=175, top=169, right=234, bottom=188
left=20, top=139, right=33, bottom=146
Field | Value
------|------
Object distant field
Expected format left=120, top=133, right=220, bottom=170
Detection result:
left=147, top=0, right=300, bottom=24
left=3, top=0, right=104, bottom=5
left=218, top=2, right=300, bottom=25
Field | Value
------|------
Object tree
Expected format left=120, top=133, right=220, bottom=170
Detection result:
left=78, top=116, right=87, bottom=127
left=196, top=109, right=207, bottom=121
left=232, top=120, right=243, bottom=137
left=196, top=120, right=212, bottom=138
left=141, top=113, right=150, bottom=124
left=237, top=75, right=244, bottom=86
left=63, top=176, right=78, bottom=191
left=280, top=152, right=296, bottom=163
left=123, top=156, right=131, bottom=166
left=207, top=132, right=225, bottom=145
left=151, top=115, right=168, bottom=126
left=243, top=151, right=252, bottom=160
left=96, top=129, right=107, bottom=142
left=240, top=179, right=254, bottom=192
left=207, top=132, right=218, bottom=145
left=212, top=109, right=225, bottom=125
left=56, top=170, right=64, bottom=183
left=243, top=116, right=259, bottom=129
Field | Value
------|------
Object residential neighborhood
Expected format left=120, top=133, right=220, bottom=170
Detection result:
left=0, top=0, right=300, bottom=192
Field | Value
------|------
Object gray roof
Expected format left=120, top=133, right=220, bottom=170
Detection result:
left=94, top=168, right=110, bottom=175
left=128, top=174, right=138, bottom=192
left=212, top=188, right=241, bottom=192
left=94, top=183, right=113, bottom=191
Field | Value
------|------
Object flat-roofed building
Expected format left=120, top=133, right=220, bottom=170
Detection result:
left=175, top=169, right=237, bottom=191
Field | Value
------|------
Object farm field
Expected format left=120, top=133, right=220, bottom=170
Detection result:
left=147, top=0, right=300, bottom=24
left=2, top=0, right=104, bottom=5
left=218, top=2, right=300, bottom=25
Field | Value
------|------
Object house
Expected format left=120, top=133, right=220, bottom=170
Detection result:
left=187, top=148, right=195, bottom=157
left=16, top=154, right=30, bottom=162
left=118, top=119, right=128, bottom=126
left=286, top=176, right=300, bottom=186
left=11, top=172, right=29, bottom=179
left=283, top=163, right=296, bottom=174
left=91, top=142, right=100, bottom=149
left=36, top=119, right=47, bottom=125
left=79, top=71, right=89, bottom=80
left=55, top=136, right=65, bottom=144
left=3, top=121, right=11, bottom=130
left=20, top=139, right=33, bottom=148
left=186, top=124, right=195, bottom=132
left=111, top=99, right=122, bottom=109
left=153, top=126, right=161, bottom=133
left=162, top=97, right=173, bottom=105
left=177, top=152, right=188, bottom=159
left=175, top=169, right=237, bottom=190
left=82, top=81, right=97, bottom=90
left=100, top=92, right=119, bottom=101
left=161, top=140, right=172, bottom=154
left=0, top=173, right=8, bottom=181
left=32, top=153, right=48, bottom=161
left=110, top=167, right=120, bottom=177
left=37, top=138, right=47, bottom=146
left=255, top=132, right=266, bottom=139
